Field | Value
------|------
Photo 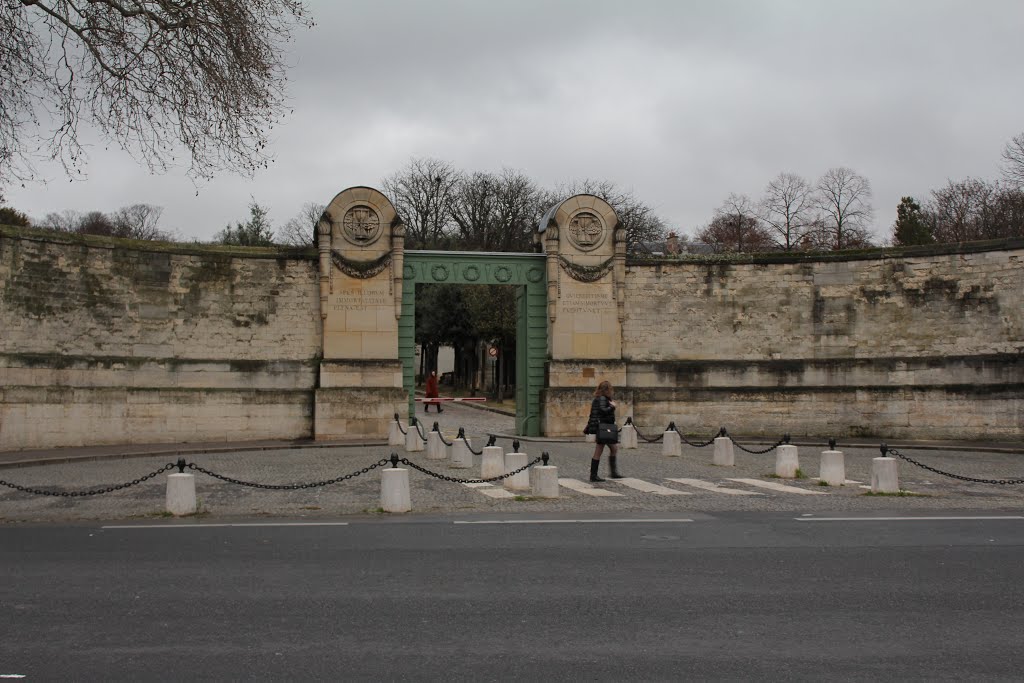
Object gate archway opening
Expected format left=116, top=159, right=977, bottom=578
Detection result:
left=398, top=251, right=547, bottom=436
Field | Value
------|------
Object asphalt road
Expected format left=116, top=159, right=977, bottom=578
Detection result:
left=3, top=512, right=1023, bottom=681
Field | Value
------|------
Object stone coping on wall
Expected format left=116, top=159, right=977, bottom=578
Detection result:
left=626, top=236, right=1024, bottom=266
left=0, top=224, right=318, bottom=260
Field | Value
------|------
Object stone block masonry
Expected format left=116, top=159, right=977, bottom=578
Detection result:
left=0, top=226, right=321, bottom=449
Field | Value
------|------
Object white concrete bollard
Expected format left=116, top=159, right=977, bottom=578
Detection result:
left=481, top=445, right=505, bottom=480
left=662, top=430, right=682, bottom=457
left=819, top=448, right=846, bottom=486
left=405, top=422, right=424, bottom=452
left=530, top=465, right=560, bottom=498
left=166, top=472, right=197, bottom=516
left=426, top=431, right=447, bottom=460
left=388, top=420, right=406, bottom=446
left=381, top=467, right=411, bottom=513
left=451, top=438, right=474, bottom=469
left=713, top=436, right=735, bottom=466
left=585, top=433, right=596, bottom=443
left=872, top=457, right=900, bottom=493
left=503, top=451, right=531, bottom=492
left=775, top=444, right=800, bottom=478
left=620, top=423, right=638, bottom=449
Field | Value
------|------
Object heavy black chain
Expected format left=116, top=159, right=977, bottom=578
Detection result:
left=400, top=455, right=542, bottom=484
left=187, top=459, right=389, bottom=490
left=678, top=432, right=718, bottom=448
left=887, top=448, right=1024, bottom=485
left=435, top=428, right=453, bottom=446
left=413, top=420, right=428, bottom=443
left=0, top=463, right=177, bottom=497
left=395, top=416, right=407, bottom=436
left=729, top=436, right=786, bottom=455
left=633, top=425, right=666, bottom=443
left=460, top=435, right=483, bottom=455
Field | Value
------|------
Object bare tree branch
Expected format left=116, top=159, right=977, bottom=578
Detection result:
left=1, top=0, right=312, bottom=189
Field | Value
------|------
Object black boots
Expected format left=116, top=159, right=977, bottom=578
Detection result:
left=589, top=458, right=605, bottom=483
left=609, top=456, right=623, bottom=479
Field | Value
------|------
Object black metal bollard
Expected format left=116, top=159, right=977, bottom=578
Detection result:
left=176, top=457, right=187, bottom=474
left=880, top=443, right=889, bottom=457
left=432, top=421, right=440, bottom=432
left=719, top=426, right=728, bottom=437
left=829, top=438, right=837, bottom=450
left=783, top=433, right=791, bottom=444
left=513, top=439, right=521, bottom=452
left=541, top=452, right=550, bottom=466
left=487, top=434, right=497, bottom=447
left=667, top=421, right=677, bottom=432
left=457, top=427, right=466, bottom=439
left=390, top=453, right=400, bottom=468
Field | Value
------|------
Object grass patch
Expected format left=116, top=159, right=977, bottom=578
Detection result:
left=514, top=495, right=534, bottom=502
left=817, top=480, right=830, bottom=487
left=862, top=490, right=931, bottom=498
left=795, top=468, right=807, bottom=479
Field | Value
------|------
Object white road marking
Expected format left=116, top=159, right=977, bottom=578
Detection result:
left=1, top=675, right=27, bottom=679
left=100, top=528, right=348, bottom=532
left=726, top=478, right=829, bottom=495
left=558, top=478, right=625, bottom=497
left=454, top=519, right=693, bottom=524
left=609, top=478, right=691, bottom=495
left=665, top=478, right=762, bottom=496
left=795, top=516, right=1024, bottom=522
left=461, top=482, right=515, bottom=498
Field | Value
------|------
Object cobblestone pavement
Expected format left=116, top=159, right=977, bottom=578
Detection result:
left=1, top=403, right=1023, bottom=523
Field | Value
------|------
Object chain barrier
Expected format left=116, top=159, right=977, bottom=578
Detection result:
left=411, top=418, right=429, bottom=443
left=728, top=434, right=789, bottom=455
left=187, top=458, right=390, bottom=490
left=432, top=422, right=453, bottom=446
left=670, top=424, right=719, bottom=448
left=457, top=428, right=483, bottom=455
left=883, top=446, right=1024, bottom=485
left=0, top=462, right=178, bottom=497
left=393, top=413, right=407, bottom=436
left=623, top=417, right=665, bottom=443
left=399, top=454, right=545, bottom=485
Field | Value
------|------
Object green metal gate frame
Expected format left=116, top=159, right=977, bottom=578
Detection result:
left=399, top=251, right=547, bottom=436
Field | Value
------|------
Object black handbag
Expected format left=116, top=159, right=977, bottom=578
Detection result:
left=596, top=422, right=617, bottom=444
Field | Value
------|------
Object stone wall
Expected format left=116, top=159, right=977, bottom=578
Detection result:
left=615, top=241, right=1024, bottom=440
left=0, top=227, right=320, bottom=449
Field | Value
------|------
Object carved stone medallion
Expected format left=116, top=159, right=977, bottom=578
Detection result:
left=341, top=205, right=382, bottom=246
left=566, top=211, right=605, bottom=252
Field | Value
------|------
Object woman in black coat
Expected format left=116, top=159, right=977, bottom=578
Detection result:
left=586, top=380, right=622, bottom=482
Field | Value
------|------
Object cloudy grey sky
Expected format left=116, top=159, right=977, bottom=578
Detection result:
left=8, top=0, right=1024, bottom=243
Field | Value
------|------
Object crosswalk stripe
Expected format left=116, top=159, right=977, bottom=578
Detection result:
left=665, top=478, right=762, bottom=496
left=558, top=478, right=625, bottom=497
left=610, top=478, right=691, bottom=496
left=462, top=482, right=515, bottom=499
left=726, top=478, right=829, bottom=495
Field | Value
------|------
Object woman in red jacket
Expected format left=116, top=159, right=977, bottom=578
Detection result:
left=424, top=371, right=442, bottom=413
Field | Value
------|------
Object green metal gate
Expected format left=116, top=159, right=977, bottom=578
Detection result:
left=398, top=251, right=547, bottom=436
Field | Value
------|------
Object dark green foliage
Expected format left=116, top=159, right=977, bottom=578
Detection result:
left=892, top=196, right=934, bottom=246
left=0, top=206, right=30, bottom=227
left=216, top=200, right=275, bottom=246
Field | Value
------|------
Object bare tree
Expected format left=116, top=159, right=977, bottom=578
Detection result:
left=697, top=193, right=774, bottom=253
left=278, top=201, right=326, bottom=246
left=1002, top=132, right=1024, bottom=188
left=38, top=209, right=81, bottom=232
left=0, top=1, right=312, bottom=190
left=491, top=168, right=545, bottom=252
left=382, top=158, right=459, bottom=249
left=760, top=172, right=814, bottom=250
left=814, top=167, right=875, bottom=250
left=110, top=204, right=170, bottom=240
left=928, top=178, right=1024, bottom=242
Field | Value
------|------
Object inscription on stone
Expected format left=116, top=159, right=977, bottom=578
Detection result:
left=331, top=286, right=389, bottom=311
left=560, top=290, right=614, bottom=314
